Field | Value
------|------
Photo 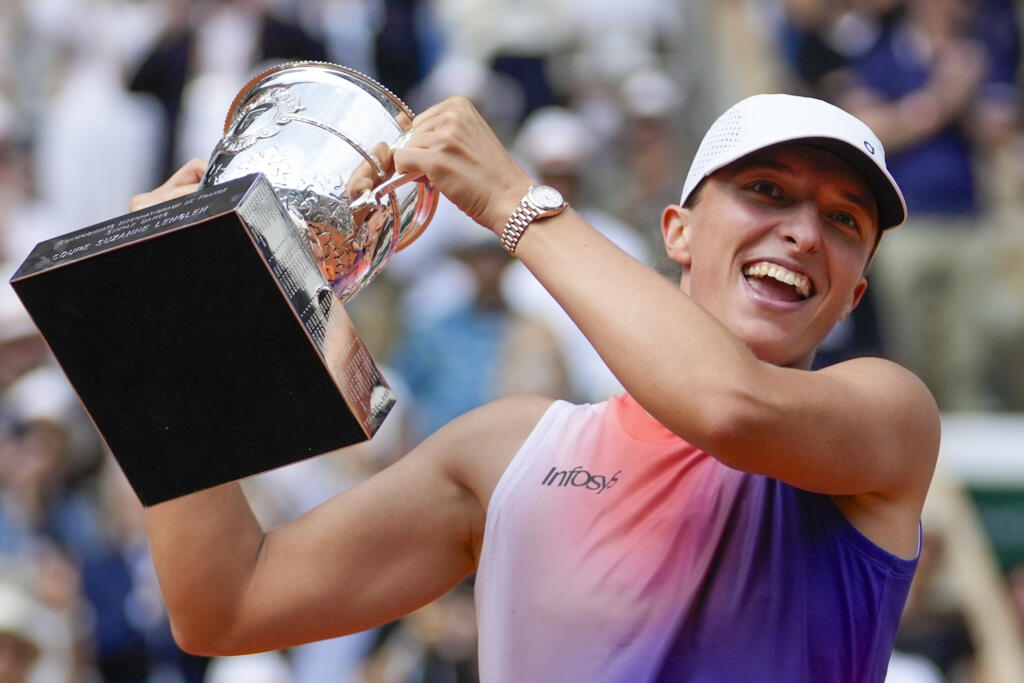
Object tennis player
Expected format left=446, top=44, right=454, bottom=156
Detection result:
left=137, top=93, right=939, bottom=681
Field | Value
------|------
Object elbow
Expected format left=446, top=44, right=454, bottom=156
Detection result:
left=167, top=611, right=249, bottom=657
left=691, top=385, right=770, bottom=470
left=168, top=618, right=226, bottom=657
left=169, top=622, right=212, bottom=657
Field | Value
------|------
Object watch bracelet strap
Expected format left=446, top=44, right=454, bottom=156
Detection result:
left=500, top=200, right=542, bottom=255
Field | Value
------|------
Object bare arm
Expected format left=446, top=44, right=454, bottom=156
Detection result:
left=513, top=217, right=938, bottom=500
left=395, top=98, right=939, bottom=505
left=144, top=394, right=550, bottom=655
left=130, top=163, right=551, bottom=655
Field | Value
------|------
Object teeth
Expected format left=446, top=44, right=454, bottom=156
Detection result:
left=743, top=262, right=812, bottom=298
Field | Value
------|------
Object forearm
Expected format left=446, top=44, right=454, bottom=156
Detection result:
left=511, top=209, right=760, bottom=448
left=144, top=482, right=266, bottom=654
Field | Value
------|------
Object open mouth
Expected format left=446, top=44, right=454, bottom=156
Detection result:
left=742, top=261, right=814, bottom=302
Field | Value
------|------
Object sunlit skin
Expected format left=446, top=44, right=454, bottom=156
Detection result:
left=662, top=143, right=879, bottom=370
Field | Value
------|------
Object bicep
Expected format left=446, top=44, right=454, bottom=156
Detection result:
left=227, top=427, right=482, bottom=652
left=709, top=358, right=940, bottom=497
left=220, top=394, right=550, bottom=654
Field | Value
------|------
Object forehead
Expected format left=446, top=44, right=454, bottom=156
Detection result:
left=722, top=143, right=871, bottom=190
left=720, top=142, right=878, bottom=213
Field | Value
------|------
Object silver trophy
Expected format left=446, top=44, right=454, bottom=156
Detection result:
left=10, top=62, right=441, bottom=505
left=202, top=61, right=438, bottom=302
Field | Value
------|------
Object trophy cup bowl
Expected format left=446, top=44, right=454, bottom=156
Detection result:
left=201, top=61, right=439, bottom=302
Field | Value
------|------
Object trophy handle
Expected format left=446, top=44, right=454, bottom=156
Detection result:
left=351, top=172, right=437, bottom=252
left=399, top=177, right=437, bottom=252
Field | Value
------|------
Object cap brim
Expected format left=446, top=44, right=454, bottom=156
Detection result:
left=796, top=137, right=906, bottom=231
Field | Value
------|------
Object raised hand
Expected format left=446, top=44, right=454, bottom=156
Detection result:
left=129, top=158, right=208, bottom=212
left=395, top=96, right=536, bottom=237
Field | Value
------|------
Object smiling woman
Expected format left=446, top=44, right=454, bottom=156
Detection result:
left=137, top=93, right=938, bottom=683
left=662, top=141, right=880, bottom=371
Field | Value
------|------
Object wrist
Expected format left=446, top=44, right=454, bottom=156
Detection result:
left=486, top=180, right=535, bottom=236
left=500, top=184, right=570, bottom=255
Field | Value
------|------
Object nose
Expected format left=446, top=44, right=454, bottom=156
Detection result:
left=778, top=201, right=822, bottom=253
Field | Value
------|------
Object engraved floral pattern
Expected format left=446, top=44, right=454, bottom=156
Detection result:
left=217, top=86, right=305, bottom=154
left=229, top=146, right=295, bottom=186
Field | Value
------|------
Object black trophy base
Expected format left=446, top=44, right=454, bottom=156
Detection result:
left=11, top=174, right=394, bottom=506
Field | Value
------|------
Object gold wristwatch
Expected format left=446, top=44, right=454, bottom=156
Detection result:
left=500, top=185, right=569, bottom=255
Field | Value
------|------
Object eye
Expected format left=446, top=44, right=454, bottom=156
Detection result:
left=747, top=181, right=784, bottom=199
left=829, top=211, right=861, bottom=234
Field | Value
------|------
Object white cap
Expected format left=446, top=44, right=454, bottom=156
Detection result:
left=681, top=94, right=906, bottom=230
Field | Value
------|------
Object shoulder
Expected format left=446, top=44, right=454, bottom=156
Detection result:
left=822, top=357, right=939, bottom=441
left=427, top=395, right=557, bottom=527
left=822, top=357, right=940, bottom=551
left=445, top=394, right=557, bottom=478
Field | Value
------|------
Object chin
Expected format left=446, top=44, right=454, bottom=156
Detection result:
left=730, top=313, right=829, bottom=367
left=740, top=330, right=816, bottom=368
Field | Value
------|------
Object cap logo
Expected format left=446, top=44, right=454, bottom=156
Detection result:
left=863, top=140, right=875, bottom=155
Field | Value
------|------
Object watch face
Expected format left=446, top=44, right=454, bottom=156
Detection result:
left=528, top=185, right=565, bottom=211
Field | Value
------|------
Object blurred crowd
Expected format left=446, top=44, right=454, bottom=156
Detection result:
left=0, top=0, right=1023, bottom=681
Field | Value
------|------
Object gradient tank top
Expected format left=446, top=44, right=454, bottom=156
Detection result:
left=475, top=395, right=918, bottom=682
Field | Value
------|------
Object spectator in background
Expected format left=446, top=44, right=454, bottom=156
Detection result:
left=837, top=0, right=1019, bottom=217
left=613, top=68, right=689, bottom=255
left=391, top=198, right=569, bottom=439
left=893, top=530, right=976, bottom=680
left=824, top=0, right=1021, bottom=409
left=373, top=0, right=431, bottom=102
left=432, top=0, right=574, bottom=123
left=0, top=366, right=102, bottom=562
left=774, top=0, right=902, bottom=100
left=406, top=56, right=526, bottom=145
left=0, top=577, right=42, bottom=683
left=308, top=0, right=378, bottom=77
left=28, top=0, right=164, bottom=235
left=0, top=97, right=65, bottom=270
left=0, top=289, right=44, bottom=402
left=79, top=459, right=208, bottom=683
left=129, top=0, right=328, bottom=181
left=0, top=370, right=102, bottom=683
left=363, top=579, right=478, bottom=683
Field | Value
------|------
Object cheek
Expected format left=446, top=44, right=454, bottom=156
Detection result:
left=827, top=250, right=870, bottom=306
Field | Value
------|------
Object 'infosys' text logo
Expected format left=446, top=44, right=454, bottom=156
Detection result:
left=541, top=465, right=621, bottom=494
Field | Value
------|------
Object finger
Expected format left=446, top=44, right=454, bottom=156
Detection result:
left=371, top=141, right=396, bottom=177
left=409, top=96, right=477, bottom=135
left=129, top=159, right=207, bottom=211
left=162, top=158, right=207, bottom=188
left=392, top=145, right=432, bottom=179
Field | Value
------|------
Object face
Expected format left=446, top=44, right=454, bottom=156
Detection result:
left=662, top=144, right=878, bottom=369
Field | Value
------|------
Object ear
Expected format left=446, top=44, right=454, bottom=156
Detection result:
left=838, top=277, right=868, bottom=322
left=662, top=204, right=693, bottom=267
